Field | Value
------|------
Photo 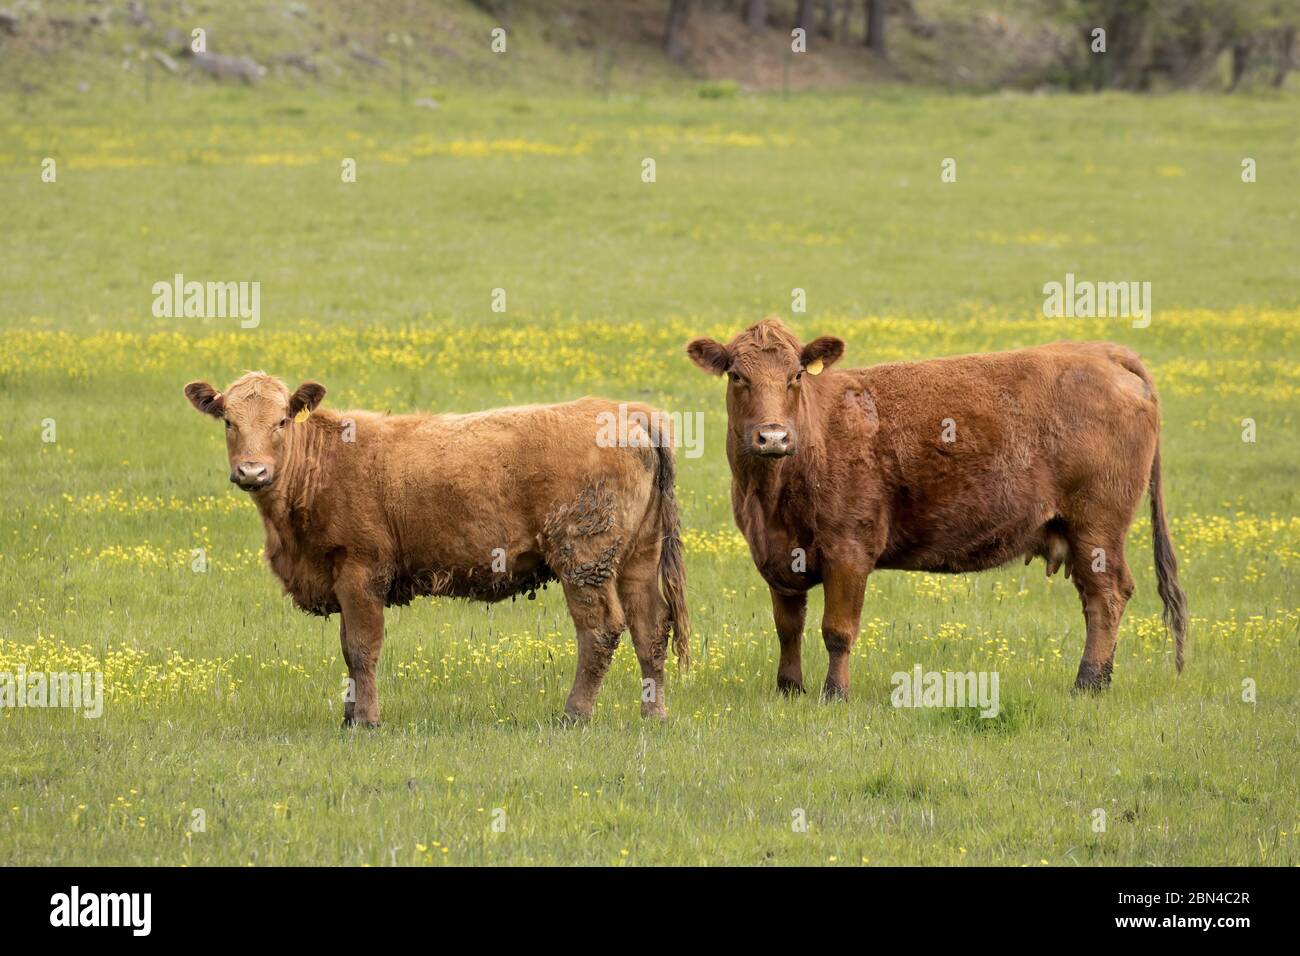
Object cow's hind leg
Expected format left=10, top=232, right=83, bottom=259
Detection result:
left=617, top=550, right=670, bottom=720
left=561, top=579, right=626, bottom=722
left=1066, top=530, right=1135, bottom=692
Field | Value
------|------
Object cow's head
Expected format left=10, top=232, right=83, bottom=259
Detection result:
left=184, top=372, right=326, bottom=490
left=687, top=316, right=844, bottom=459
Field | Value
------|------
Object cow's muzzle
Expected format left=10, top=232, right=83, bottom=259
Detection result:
left=231, top=461, right=275, bottom=490
left=747, top=423, right=795, bottom=458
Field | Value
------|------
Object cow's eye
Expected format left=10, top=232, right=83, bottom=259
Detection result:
left=223, top=419, right=234, bottom=430
left=278, top=418, right=291, bottom=429
left=789, top=372, right=802, bottom=389
left=728, top=371, right=744, bottom=386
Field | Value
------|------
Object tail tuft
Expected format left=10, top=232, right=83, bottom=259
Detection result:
left=654, top=443, right=690, bottom=670
left=1149, top=444, right=1188, bottom=672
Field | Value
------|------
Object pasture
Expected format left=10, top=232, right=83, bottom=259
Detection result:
left=1, top=86, right=1297, bottom=865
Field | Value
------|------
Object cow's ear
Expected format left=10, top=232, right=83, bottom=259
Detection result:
left=687, top=338, right=730, bottom=376
left=800, top=336, right=845, bottom=373
left=289, top=382, right=326, bottom=417
left=184, top=381, right=225, bottom=419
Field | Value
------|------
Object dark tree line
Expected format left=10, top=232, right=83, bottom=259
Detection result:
left=1053, top=0, right=1300, bottom=90
left=662, top=0, right=1300, bottom=89
left=664, top=0, right=893, bottom=62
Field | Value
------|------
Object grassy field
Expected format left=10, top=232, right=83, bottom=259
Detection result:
left=1, top=84, right=1298, bottom=865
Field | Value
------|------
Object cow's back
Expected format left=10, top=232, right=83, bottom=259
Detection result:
left=838, top=342, right=1159, bottom=572
left=332, top=398, right=661, bottom=604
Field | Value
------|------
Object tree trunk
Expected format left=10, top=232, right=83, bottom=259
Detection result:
left=1103, top=8, right=1147, bottom=90
left=1273, top=27, right=1296, bottom=88
left=665, top=0, right=691, bottom=62
left=796, top=0, right=815, bottom=34
left=743, top=0, right=767, bottom=33
left=817, top=0, right=835, bottom=39
left=1229, top=41, right=1250, bottom=91
left=865, top=0, right=886, bottom=57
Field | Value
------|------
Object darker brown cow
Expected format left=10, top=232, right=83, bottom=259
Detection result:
left=184, top=373, right=689, bottom=726
left=687, top=317, right=1187, bottom=697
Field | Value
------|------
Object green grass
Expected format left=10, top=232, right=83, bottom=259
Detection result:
left=1, top=85, right=1297, bottom=865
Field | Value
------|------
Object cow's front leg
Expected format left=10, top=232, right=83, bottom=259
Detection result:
left=335, top=565, right=386, bottom=728
left=821, top=563, right=868, bottom=701
left=770, top=587, right=807, bottom=695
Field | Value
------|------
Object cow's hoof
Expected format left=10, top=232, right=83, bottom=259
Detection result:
left=1073, top=660, right=1113, bottom=693
left=342, top=716, right=381, bottom=729
left=821, top=682, right=849, bottom=702
left=560, top=708, right=591, bottom=726
left=1072, top=678, right=1111, bottom=695
left=640, top=705, right=668, bottom=721
left=777, top=675, right=806, bottom=696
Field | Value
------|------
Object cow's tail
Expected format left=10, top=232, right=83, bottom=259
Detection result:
left=1117, top=349, right=1188, bottom=674
left=1149, top=442, right=1188, bottom=673
left=654, top=441, right=691, bottom=670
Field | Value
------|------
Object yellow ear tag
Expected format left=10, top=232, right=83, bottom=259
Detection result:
left=806, top=358, right=824, bottom=376
left=294, top=407, right=311, bottom=424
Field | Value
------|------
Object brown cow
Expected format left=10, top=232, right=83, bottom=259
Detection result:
left=687, top=317, right=1187, bottom=697
left=183, top=373, right=689, bottom=726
